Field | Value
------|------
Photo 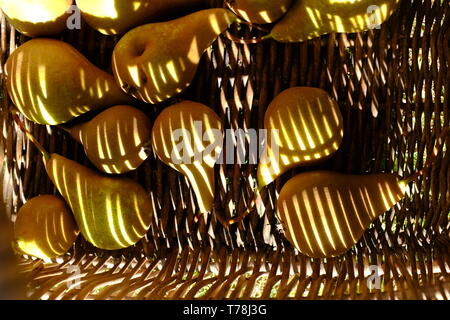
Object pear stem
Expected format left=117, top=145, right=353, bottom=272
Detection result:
left=223, top=0, right=272, bottom=45
left=403, top=127, right=450, bottom=184
left=13, top=114, right=50, bottom=162
left=223, top=0, right=271, bottom=33
left=223, top=0, right=248, bottom=24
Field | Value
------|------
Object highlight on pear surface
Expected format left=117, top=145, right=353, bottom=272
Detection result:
left=76, top=0, right=207, bottom=35
left=227, top=0, right=293, bottom=24
left=112, top=8, right=237, bottom=104
left=5, top=39, right=132, bottom=125
left=151, top=101, right=223, bottom=214
left=0, top=0, right=73, bottom=37
left=14, top=195, right=79, bottom=260
left=46, top=155, right=155, bottom=250
left=258, top=87, right=344, bottom=188
left=14, top=116, right=155, bottom=251
left=270, top=0, right=401, bottom=42
left=65, top=105, right=152, bottom=174
left=277, top=127, right=450, bottom=258
left=277, top=171, right=407, bottom=258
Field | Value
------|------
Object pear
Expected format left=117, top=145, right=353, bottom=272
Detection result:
left=76, top=0, right=207, bottom=35
left=5, top=38, right=132, bottom=125
left=228, top=87, right=343, bottom=225
left=14, top=195, right=79, bottom=260
left=270, top=0, right=401, bottom=42
left=0, top=0, right=73, bottom=37
left=151, top=101, right=223, bottom=214
left=258, top=87, right=343, bottom=188
left=14, top=116, right=154, bottom=250
left=277, top=171, right=408, bottom=258
left=65, top=105, right=151, bottom=174
left=46, top=155, right=154, bottom=250
left=112, top=8, right=237, bottom=104
left=228, top=0, right=292, bottom=24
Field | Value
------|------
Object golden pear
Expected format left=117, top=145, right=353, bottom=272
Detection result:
left=14, top=195, right=79, bottom=260
left=46, top=154, right=154, bottom=250
left=258, top=87, right=343, bottom=188
left=112, top=9, right=237, bottom=104
left=76, top=0, right=207, bottom=35
left=271, top=0, right=401, bottom=42
left=0, top=0, right=73, bottom=37
left=14, top=117, right=154, bottom=250
left=229, top=0, right=292, bottom=24
left=66, top=105, right=151, bottom=174
left=277, top=171, right=407, bottom=258
left=5, top=39, right=132, bottom=125
left=151, top=101, right=223, bottom=214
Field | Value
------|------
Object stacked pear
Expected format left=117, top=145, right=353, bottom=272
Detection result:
left=15, top=117, right=154, bottom=250
left=14, top=195, right=79, bottom=260
left=47, top=154, right=154, bottom=250
left=151, top=101, right=223, bottom=214
left=270, top=0, right=400, bottom=42
left=76, top=0, right=207, bottom=35
left=112, top=9, right=237, bottom=104
left=5, top=39, right=132, bottom=125
left=65, top=105, right=151, bottom=174
left=277, top=171, right=407, bottom=258
left=229, top=0, right=292, bottom=24
left=0, top=0, right=73, bottom=37
left=258, top=87, right=344, bottom=188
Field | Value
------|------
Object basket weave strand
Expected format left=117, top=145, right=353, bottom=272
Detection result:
left=0, top=0, right=449, bottom=299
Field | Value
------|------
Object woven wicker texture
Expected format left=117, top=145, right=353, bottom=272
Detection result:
left=0, top=0, right=449, bottom=300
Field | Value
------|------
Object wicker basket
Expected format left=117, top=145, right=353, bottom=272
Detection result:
left=0, top=0, right=449, bottom=300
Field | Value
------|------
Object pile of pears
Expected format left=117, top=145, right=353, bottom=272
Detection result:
left=1, top=0, right=407, bottom=261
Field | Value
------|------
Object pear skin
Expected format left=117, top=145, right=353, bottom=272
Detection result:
left=112, top=9, right=237, bottom=104
left=14, top=195, right=79, bottom=260
left=258, top=87, right=343, bottom=188
left=277, top=171, right=407, bottom=258
left=67, top=105, right=151, bottom=174
left=230, top=0, right=292, bottom=24
left=44, top=154, right=154, bottom=250
left=5, top=39, right=133, bottom=125
left=76, top=0, right=207, bottom=35
left=271, top=0, right=401, bottom=42
left=14, top=114, right=155, bottom=250
left=0, top=0, right=73, bottom=37
left=151, top=101, right=223, bottom=214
